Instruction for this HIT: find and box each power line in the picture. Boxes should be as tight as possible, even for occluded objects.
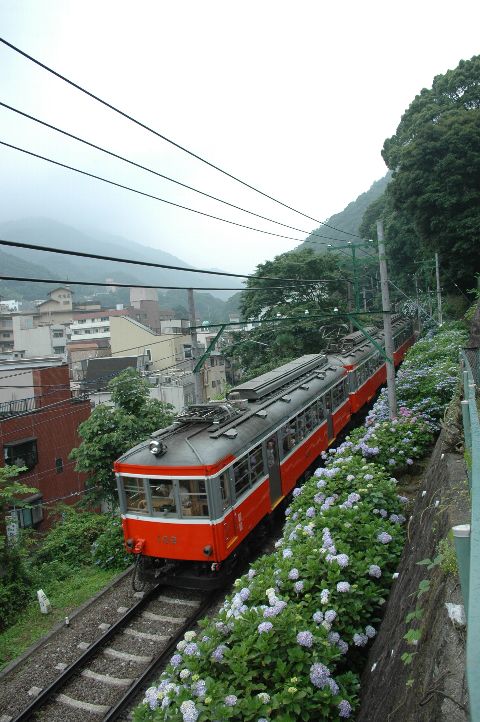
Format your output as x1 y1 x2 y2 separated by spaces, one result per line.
0 101 361 245
0 274 351 290
0 234 347 283
0 139 316 245
0 36 361 240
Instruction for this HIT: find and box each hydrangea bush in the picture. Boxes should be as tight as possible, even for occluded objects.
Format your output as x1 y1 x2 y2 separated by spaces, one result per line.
133 325 464 722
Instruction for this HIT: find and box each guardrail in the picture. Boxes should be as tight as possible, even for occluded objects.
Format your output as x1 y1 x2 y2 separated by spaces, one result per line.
454 349 480 720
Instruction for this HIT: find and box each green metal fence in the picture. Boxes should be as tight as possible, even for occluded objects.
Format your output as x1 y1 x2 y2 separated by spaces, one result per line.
455 350 480 719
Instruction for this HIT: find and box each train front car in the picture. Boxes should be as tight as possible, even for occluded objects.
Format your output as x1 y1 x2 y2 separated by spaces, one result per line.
114 353 349 589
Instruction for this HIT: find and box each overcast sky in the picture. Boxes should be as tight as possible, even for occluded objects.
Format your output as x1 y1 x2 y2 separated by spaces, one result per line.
1 1 479 277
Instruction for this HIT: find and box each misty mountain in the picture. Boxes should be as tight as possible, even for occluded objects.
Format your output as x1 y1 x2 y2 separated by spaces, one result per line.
0 218 242 303
298 173 391 251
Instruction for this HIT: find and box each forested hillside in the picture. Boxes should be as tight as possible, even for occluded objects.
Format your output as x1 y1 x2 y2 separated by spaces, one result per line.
361 54 480 295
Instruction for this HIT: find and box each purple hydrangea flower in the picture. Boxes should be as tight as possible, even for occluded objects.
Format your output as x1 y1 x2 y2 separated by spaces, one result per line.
365 625 376 638
297 630 314 647
325 609 337 623
239 587 251 601
224 695 238 707
306 506 316 518
293 488 302 497
337 581 350 593
353 632 368 646
379 509 388 518
184 642 200 656
310 662 331 688
258 622 273 634
368 564 382 578
336 554 349 568
170 653 182 668
294 580 304 593
248 569 256 579
328 631 340 644
339 700 353 718
337 639 349 654
328 678 339 694
313 610 324 623
283 548 293 559
364 474 374 481
288 568 300 580
211 644 228 662
180 700 199 722
377 532 393 544
320 588 330 604
144 687 159 710
406 458 414 465
193 679 206 697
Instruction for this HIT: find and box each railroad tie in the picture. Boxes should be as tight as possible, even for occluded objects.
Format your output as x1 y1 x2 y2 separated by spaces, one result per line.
156 595 199 607
56 693 110 714
123 628 170 642
81 668 133 687
103 647 153 663
141 611 187 624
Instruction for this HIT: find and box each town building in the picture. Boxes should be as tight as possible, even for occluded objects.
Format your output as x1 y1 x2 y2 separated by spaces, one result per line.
12 315 67 358
0 363 91 533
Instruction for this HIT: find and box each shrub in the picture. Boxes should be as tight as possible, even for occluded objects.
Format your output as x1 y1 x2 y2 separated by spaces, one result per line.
33 506 107 568
91 516 131 570
0 538 33 631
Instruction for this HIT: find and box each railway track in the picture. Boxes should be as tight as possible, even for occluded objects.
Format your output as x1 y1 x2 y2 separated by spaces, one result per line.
9 584 222 722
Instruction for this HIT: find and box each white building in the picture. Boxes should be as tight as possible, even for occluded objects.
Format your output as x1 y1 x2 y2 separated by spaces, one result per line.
12 316 68 358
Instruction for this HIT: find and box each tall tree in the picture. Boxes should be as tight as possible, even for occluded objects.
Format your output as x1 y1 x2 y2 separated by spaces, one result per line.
70 369 174 505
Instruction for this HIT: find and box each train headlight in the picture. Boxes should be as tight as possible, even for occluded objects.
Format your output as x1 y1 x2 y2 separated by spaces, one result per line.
149 439 167 456
203 545 213 557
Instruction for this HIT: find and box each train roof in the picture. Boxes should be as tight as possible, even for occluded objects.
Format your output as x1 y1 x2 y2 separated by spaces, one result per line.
115 355 344 473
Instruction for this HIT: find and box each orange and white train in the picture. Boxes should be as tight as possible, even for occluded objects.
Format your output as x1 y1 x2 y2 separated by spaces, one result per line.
114 316 414 588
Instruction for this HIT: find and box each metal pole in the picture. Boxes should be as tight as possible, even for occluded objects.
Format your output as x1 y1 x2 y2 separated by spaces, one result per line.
414 274 422 333
351 244 360 312
376 219 397 419
362 288 367 312
435 252 443 325
187 288 204 404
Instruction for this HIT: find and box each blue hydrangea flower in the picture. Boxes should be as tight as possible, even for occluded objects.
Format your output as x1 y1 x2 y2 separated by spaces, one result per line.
320 588 330 604
288 568 300 580
325 609 337 623
353 632 368 646
313 610 324 623
377 531 393 544
309 662 331 688
180 700 199 722
297 630 313 647
368 564 382 578
336 553 349 568
337 581 350 593
258 622 273 634
294 580 304 593
225 695 238 706
282 548 293 559
365 625 376 638
339 699 353 718
170 653 182 668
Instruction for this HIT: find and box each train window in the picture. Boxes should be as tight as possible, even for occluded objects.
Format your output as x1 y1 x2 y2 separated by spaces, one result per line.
324 392 332 413
124 478 149 514
233 458 250 498
316 399 325 421
295 411 306 441
150 480 178 516
180 479 209 518
220 472 232 511
281 423 297 453
249 446 265 483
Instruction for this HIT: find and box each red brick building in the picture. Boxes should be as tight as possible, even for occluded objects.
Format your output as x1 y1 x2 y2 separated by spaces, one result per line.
0 364 91 532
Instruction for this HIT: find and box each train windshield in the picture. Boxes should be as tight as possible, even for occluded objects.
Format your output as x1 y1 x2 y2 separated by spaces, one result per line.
149 479 209 518
123 478 148 515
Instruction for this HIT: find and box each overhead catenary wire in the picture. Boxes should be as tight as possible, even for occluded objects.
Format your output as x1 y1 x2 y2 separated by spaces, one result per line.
0 36 362 240
0 233 349 283
0 102 363 245
0 274 352 290
0 140 351 246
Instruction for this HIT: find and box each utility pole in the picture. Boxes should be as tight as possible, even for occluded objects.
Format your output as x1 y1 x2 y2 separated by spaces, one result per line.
435 252 443 325
187 288 204 404
414 273 422 333
362 288 367 312
376 220 397 419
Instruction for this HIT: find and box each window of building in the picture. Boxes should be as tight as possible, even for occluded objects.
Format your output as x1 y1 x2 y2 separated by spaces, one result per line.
55 458 64 474
100 316 109 321
145 349 152 362
53 331 64 338
53 346 65 354
4 438 38 470
12 495 43 528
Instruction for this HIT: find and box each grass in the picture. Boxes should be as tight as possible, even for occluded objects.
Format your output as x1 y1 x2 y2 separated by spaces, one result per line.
0 566 120 671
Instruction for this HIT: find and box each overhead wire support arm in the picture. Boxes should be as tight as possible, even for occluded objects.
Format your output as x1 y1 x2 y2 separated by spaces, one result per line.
345 314 392 363
193 325 227 373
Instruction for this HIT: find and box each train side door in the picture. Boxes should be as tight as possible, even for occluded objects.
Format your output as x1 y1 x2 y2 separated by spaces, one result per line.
325 390 335 442
265 435 282 505
220 471 236 546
